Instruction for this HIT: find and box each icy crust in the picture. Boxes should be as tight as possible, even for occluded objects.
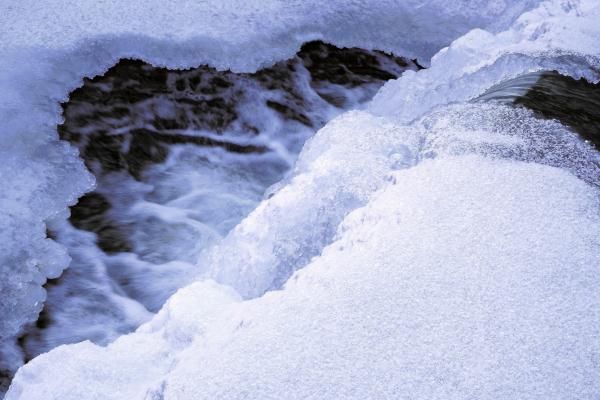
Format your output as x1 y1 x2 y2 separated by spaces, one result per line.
7 105 600 398
0 136 93 373
371 0 600 121
0 0 538 70
0 48 98 380
0 0 539 374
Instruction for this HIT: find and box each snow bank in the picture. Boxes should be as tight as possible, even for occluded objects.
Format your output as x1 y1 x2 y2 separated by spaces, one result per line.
0 0 538 371
160 156 600 399
8 103 600 399
1 0 538 70
4 0 600 398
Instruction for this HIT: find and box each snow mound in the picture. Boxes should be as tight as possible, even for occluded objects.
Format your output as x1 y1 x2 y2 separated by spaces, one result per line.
165 156 600 399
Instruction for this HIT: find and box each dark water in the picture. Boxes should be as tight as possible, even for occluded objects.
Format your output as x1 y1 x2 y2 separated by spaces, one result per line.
514 71 600 150
56 41 415 256
478 70 600 150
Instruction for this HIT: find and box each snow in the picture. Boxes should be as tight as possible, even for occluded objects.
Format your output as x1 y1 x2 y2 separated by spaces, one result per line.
165 157 600 400
0 0 538 70
0 0 540 369
8 127 600 398
370 0 600 121
2 0 600 398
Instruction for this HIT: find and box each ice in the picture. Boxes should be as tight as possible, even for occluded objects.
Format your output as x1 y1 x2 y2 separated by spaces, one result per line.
370 0 600 121
2 0 600 397
0 135 93 373
7 103 600 398
16 44 418 365
0 0 538 70
0 0 538 377
198 93 600 297
197 111 422 298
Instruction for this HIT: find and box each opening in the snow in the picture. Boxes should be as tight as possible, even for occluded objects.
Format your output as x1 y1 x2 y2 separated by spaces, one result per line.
17 41 419 363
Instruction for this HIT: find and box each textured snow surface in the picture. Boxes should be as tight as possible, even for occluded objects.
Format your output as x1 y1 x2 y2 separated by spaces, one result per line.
0 0 538 69
0 0 539 370
3 0 600 398
371 0 600 120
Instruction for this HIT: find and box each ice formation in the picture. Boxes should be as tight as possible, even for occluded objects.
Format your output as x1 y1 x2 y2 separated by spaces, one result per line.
1 0 600 398
0 0 537 376
18 43 417 362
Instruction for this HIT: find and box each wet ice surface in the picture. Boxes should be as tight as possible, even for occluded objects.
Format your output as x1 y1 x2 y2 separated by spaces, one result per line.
17 42 418 364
